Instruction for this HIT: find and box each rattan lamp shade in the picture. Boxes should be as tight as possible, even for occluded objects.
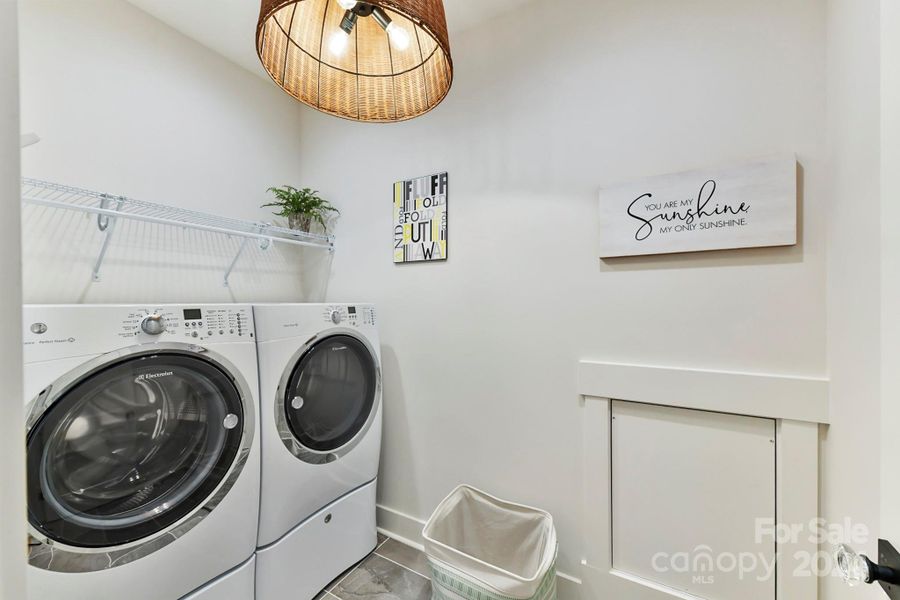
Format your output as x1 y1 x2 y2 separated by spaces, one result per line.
257 0 452 122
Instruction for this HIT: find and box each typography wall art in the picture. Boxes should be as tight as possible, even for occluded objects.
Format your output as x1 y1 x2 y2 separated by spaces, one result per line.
597 156 797 258
394 172 448 263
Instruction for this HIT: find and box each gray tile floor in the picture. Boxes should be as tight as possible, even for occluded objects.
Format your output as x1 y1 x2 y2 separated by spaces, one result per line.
314 533 432 600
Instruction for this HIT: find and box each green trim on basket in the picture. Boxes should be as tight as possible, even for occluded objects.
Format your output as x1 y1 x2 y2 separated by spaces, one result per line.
427 552 558 600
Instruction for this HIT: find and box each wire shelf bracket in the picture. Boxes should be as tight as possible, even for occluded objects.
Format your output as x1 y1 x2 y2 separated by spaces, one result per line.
223 232 272 288
21 178 335 287
92 194 125 281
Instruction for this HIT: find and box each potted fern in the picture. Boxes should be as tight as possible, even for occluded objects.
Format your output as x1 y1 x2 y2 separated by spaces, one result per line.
262 186 339 233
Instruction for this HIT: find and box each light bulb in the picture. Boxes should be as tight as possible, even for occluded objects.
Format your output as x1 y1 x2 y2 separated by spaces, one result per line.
329 30 349 55
337 0 357 9
386 22 410 51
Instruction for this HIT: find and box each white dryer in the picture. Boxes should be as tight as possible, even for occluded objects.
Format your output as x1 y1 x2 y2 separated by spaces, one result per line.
22 304 260 600
253 303 381 600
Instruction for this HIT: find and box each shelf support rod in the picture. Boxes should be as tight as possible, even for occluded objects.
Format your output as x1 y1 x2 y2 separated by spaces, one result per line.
223 238 250 288
224 225 272 287
92 195 124 282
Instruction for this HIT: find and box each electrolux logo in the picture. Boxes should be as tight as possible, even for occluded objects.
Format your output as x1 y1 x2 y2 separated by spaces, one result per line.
137 371 174 381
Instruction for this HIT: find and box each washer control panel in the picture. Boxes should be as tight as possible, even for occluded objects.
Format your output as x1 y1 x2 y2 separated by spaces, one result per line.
23 304 256 363
117 306 254 342
140 314 167 335
321 305 376 327
178 306 253 341
118 308 180 340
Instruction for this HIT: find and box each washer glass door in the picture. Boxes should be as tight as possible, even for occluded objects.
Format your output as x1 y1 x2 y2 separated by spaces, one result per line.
283 334 377 453
27 352 245 549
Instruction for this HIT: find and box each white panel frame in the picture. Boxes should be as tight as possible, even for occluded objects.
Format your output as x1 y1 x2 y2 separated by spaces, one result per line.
578 360 829 424
0 3 25 599
579 361 823 600
881 0 900 555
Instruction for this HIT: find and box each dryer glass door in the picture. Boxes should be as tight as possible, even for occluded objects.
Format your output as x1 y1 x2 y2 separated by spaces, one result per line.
284 334 377 452
27 352 245 548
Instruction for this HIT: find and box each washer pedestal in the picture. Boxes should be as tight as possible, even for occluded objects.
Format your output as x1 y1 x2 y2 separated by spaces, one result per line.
255 480 377 600
182 556 256 600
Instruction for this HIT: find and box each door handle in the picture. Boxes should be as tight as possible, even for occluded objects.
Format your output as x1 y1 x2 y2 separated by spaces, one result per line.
836 540 900 598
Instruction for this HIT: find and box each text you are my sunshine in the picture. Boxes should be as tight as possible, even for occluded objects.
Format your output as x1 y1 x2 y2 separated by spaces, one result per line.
627 179 750 241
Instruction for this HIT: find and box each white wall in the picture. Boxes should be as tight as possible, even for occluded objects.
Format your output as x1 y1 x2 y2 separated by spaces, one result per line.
823 1 882 599
296 0 829 581
0 1 25 598
18 0 326 305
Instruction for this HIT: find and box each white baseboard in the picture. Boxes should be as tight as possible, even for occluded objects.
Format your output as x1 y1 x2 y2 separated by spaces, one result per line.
376 503 583 600
376 504 427 550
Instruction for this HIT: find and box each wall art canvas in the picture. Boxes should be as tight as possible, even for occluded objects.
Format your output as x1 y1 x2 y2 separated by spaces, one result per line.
394 172 448 263
597 155 797 258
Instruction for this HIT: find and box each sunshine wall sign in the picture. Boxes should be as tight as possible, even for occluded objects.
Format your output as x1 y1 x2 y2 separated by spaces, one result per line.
598 155 797 258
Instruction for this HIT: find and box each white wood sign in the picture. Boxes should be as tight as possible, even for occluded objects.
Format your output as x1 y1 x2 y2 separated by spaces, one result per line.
598 155 797 258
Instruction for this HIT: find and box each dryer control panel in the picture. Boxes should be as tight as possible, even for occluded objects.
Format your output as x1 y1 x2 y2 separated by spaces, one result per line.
322 304 376 327
252 303 377 342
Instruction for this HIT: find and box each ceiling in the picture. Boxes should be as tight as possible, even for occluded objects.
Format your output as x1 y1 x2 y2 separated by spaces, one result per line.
127 0 533 80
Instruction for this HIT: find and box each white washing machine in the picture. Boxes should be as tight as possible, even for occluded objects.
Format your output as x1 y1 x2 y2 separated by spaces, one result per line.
22 304 260 600
253 303 381 600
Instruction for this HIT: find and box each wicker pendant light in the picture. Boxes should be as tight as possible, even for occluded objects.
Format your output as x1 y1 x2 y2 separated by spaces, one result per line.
257 0 452 122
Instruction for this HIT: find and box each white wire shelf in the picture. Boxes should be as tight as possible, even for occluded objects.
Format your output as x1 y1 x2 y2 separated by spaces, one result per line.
21 178 335 286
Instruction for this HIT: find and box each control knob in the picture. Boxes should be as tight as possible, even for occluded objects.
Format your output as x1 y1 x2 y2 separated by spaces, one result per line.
330 310 342 325
141 314 167 335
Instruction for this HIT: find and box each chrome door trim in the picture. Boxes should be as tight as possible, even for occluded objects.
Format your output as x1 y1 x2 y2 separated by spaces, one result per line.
26 342 256 573
274 328 381 465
